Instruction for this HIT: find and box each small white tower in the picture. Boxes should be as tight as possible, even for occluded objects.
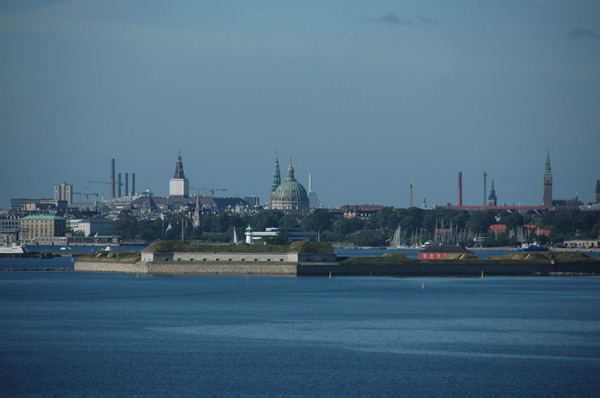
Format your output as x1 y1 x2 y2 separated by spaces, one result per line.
245 225 253 245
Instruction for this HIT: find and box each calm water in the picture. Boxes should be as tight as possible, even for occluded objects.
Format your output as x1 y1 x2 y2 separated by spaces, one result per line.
1 273 599 395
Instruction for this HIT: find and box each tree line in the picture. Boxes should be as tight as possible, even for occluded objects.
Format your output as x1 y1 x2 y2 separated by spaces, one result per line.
114 208 600 247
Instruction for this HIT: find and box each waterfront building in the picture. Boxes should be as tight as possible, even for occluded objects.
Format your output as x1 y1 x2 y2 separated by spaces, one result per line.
19 214 66 242
68 218 114 237
269 157 309 216
54 183 73 205
169 151 189 198
418 245 473 260
244 227 317 245
542 151 553 207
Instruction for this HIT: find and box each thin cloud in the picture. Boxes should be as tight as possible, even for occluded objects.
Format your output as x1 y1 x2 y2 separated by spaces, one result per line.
567 28 598 39
364 12 436 27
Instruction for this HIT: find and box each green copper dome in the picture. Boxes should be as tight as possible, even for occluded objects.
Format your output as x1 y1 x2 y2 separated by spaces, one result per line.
272 160 309 203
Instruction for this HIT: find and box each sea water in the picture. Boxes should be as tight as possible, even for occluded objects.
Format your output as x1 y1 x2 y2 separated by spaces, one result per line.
1 272 599 395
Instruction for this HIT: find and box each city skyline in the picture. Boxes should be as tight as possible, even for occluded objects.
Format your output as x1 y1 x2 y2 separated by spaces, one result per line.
1 1 599 208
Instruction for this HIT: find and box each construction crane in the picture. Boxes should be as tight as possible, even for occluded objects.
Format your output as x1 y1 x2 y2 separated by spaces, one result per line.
200 187 227 198
86 179 122 210
73 188 99 201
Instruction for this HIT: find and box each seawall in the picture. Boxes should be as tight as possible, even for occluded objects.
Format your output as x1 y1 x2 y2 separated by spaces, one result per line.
75 261 299 276
75 260 600 276
298 262 600 277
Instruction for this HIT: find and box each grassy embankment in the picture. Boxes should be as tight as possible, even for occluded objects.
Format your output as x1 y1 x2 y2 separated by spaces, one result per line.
77 251 141 263
144 240 335 254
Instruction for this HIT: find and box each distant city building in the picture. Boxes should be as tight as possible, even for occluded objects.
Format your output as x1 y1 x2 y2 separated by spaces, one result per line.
308 173 321 209
418 245 473 260
244 227 317 245
595 179 600 204
487 179 497 207
169 151 189 198
68 218 114 237
542 151 553 207
54 183 73 205
269 156 309 216
20 214 66 242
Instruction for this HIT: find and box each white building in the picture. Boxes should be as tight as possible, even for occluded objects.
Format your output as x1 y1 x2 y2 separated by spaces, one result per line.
169 152 189 197
68 218 114 237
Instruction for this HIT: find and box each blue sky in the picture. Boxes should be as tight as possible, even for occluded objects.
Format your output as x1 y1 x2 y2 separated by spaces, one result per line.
1 1 599 209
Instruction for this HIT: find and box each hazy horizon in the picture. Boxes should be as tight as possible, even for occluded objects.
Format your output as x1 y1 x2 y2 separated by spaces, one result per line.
1 1 599 209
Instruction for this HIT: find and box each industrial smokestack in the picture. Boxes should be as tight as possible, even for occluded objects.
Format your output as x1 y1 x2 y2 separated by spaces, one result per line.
111 158 115 201
118 173 122 197
409 181 413 208
131 173 136 196
125 173 129 198
309 173 313 193
483 171 487 206
458 172 463 207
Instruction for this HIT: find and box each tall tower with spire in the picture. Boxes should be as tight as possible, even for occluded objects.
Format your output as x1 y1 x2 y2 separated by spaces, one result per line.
269 153 281 205
193 189 202 228
595 179 600 204
488 179 497 207
542 151 553 207
169 150 189 197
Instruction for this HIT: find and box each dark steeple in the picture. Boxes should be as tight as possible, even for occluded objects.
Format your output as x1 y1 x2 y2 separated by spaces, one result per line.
488 179 497 206
174 150 185 179
595 179 600 204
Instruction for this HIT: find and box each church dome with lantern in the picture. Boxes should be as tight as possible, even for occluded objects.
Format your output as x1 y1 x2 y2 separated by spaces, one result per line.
269 156 309 216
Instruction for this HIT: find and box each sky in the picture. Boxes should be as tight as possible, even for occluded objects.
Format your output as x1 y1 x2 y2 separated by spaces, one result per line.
1 0 599 210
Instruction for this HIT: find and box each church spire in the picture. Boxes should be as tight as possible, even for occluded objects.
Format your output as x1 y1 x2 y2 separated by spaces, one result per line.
488 179 497 206
174 150 185 179
544 150 552 175
272 152 281 191
286 157 295 181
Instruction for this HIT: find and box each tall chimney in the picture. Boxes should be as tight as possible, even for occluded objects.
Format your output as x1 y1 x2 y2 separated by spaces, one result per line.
118 173 122 197
125 173 129 198
483 171 487 206
111 158 115 201
131 173 136 196
309 173 313 193
458 172 463 207
409 181 413 208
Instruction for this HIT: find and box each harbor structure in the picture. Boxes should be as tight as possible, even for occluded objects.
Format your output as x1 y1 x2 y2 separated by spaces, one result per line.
542 151 553 207
169 151 189 198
